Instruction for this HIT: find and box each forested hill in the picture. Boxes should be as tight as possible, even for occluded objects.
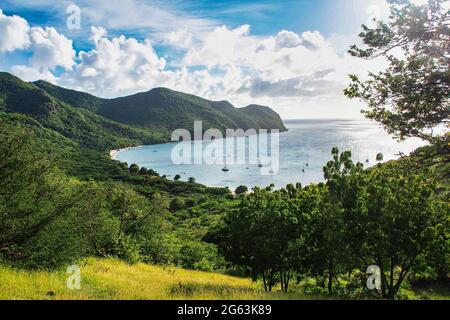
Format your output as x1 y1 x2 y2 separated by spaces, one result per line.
32 77 287 134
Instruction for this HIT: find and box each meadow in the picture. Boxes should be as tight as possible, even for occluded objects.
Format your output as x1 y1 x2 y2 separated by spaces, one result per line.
1 258 448 300
0 258 310 300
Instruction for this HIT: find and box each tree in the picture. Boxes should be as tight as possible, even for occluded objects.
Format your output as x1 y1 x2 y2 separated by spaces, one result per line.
376 153 384 162
129 163 140 174
169 197 185 211
321 148 364 293
345 172 447 299
235 185 248 195
188 177 196 183
212 186 310 292
345 0 449 143
0 131 98 268
174 174 181 181
138 167 148 175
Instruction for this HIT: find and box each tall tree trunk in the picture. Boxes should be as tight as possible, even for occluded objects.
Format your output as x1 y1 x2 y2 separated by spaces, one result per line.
280 271 285 293
262 273 268 292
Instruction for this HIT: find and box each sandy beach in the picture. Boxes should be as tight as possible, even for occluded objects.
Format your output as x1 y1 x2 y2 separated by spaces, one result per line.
109 146 142 160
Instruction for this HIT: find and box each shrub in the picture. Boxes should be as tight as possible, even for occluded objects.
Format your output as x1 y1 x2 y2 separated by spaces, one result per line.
129 163 140 174
235 185 248 195
170 197 185 211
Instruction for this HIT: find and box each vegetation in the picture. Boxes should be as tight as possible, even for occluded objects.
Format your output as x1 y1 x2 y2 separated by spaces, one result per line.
0 258 306 300
345 0 449 143
0 258 447 300
209 148 448 299
33 80 287 135
0 0 448 301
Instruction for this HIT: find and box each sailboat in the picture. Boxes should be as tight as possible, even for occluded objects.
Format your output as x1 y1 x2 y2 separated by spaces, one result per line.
306 153 309 167
222 156 230 172
302 162 305 173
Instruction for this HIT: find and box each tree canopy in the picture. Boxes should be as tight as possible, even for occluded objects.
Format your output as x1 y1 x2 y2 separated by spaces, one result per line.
345 0 449 143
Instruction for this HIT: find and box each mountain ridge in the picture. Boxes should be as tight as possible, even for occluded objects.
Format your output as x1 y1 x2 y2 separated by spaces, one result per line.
0 72 287 153
32 79 287 133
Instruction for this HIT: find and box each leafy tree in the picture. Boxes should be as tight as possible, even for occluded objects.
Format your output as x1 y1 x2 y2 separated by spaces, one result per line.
235 185 248 195
320 148 364 293
376 153 384 162
323 147 448 298
129 163 140 174
138 167 148 175
345 0 449 143
188 177 196 183
212 186 308 292
170 197 185 211
346 172 447 299
174 174 181 181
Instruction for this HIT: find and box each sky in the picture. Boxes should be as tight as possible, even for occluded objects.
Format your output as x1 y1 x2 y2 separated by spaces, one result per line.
0 0 414 119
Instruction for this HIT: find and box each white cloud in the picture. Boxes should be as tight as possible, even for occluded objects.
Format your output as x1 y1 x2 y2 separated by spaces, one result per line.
76 0 218 39
162 29 194 50
0 9 30 52
28 26 75 71
59 26 166 97
0 9 75 81
1 4 393 119
9 26 75 82
10 65 56 82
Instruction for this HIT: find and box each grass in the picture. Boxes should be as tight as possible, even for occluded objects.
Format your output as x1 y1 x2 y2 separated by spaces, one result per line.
1 258 448 300
0 258 311 300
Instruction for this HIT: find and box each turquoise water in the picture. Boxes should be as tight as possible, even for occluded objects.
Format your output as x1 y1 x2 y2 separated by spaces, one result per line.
115 119 426 189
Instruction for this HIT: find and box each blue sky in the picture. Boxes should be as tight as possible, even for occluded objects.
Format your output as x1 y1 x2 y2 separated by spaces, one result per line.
0 0 395 119
1 0 375 47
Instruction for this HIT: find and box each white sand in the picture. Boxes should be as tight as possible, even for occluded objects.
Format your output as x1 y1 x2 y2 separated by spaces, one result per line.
109 146 143 160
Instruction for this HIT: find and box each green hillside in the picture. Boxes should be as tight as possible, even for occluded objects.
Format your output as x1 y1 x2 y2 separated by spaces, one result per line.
33 80 287 134
1 73 166 151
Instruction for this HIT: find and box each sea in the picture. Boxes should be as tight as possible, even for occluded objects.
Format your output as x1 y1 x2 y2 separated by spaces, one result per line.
114 119 426 190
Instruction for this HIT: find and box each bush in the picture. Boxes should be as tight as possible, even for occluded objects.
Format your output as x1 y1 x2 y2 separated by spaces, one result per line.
235 185 248 195
129 163 140 174
170 197 185 211
138 167 148 175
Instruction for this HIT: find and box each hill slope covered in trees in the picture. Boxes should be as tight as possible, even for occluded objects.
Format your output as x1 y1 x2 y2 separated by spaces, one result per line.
32 77 287 135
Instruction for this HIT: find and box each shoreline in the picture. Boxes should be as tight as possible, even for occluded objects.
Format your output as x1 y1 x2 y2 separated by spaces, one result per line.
109 145 143 160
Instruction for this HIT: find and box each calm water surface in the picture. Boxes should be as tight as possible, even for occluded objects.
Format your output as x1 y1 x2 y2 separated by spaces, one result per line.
115 119 426 189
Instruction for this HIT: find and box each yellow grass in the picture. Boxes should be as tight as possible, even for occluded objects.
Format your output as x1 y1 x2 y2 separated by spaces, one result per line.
0 258 309 300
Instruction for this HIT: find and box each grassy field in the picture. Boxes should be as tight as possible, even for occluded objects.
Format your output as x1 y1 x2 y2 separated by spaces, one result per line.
0 258 311 300
1 258 448 300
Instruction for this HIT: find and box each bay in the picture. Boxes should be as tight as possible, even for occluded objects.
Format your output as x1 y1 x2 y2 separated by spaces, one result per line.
114 119 426 189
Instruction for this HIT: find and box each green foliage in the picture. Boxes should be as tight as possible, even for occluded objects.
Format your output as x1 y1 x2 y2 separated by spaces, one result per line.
138 167 148 175
170 197 185 211
235 185 248 195
345 0 449 143
129 163 140 174
376 153 384 162
32 78 286 135
211 147 449 298
188 177 196 183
